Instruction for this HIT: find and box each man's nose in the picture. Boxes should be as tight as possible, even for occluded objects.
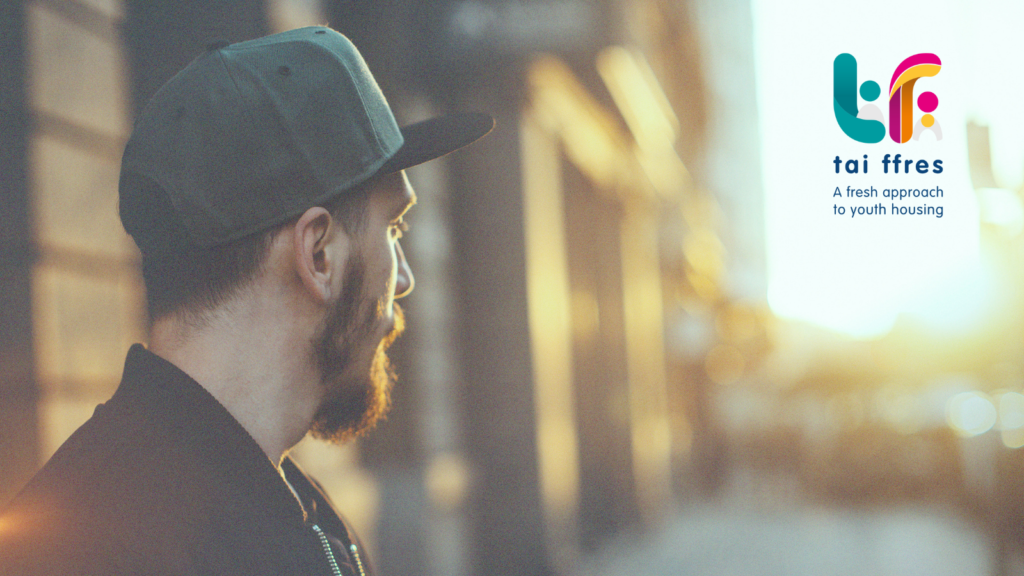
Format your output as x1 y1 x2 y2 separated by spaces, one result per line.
395 241 414 298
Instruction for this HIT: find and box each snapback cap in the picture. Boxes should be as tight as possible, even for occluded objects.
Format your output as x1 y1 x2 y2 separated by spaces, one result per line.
120 26 493 249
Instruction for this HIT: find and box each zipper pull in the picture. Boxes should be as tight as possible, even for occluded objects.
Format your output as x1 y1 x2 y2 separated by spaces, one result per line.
349 543 367 576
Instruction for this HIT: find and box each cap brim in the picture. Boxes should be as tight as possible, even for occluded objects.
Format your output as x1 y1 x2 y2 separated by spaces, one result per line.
379 112 495 174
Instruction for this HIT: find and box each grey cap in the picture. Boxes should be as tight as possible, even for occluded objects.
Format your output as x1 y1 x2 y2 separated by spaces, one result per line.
120 26 493 248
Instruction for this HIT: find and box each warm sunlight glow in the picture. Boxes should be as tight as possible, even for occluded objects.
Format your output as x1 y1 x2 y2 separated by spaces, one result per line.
529 56 630 192
998 391 1024 430
947 391 997 437
901 254 995 333
597 46 691 198
705 344 745 385
521 106 581 535
1002 428 1024 449
596 46 679 154
977 188 1024 236
0 515 12 536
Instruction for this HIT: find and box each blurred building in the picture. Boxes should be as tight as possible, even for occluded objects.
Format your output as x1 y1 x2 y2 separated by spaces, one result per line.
0 1 770 575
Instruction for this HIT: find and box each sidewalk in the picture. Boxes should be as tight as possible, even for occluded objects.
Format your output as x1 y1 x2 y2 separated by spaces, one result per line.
580 490 994 576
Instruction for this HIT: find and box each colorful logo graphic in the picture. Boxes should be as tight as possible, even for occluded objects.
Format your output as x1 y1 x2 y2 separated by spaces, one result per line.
833 53 942 144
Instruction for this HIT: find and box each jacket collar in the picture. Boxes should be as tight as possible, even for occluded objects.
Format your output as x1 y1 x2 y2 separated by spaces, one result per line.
110 344 308 524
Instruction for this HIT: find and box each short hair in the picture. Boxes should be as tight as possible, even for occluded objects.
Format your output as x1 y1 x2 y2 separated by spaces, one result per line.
119 172 370 322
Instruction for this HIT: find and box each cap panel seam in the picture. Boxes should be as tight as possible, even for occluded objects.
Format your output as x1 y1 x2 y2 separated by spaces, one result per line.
209 47 283 235
269 40 362 195
326 44 395 163
233 43 324 207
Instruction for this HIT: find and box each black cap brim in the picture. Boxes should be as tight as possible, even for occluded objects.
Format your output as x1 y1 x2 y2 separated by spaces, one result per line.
380 112 495 174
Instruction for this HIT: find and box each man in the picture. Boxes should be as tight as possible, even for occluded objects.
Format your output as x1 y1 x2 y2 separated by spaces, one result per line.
0 26 492 575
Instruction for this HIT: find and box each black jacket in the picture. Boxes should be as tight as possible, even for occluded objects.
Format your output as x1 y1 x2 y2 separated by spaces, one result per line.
0 345 372 576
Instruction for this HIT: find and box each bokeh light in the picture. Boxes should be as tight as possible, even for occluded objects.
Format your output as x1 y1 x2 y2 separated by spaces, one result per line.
997 391 1024 429
946 391 997 437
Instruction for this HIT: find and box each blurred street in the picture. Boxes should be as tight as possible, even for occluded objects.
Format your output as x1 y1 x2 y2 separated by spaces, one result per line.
583 474 995 576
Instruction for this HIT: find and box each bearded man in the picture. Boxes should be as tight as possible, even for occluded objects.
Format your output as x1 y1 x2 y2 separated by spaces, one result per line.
0 26 492 576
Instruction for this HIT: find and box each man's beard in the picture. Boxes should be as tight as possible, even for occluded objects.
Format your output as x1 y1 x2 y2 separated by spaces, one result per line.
309 255 405 443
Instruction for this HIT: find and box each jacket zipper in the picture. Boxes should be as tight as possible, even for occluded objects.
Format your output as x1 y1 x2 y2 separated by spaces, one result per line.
311 523 342 576
350 543 367 576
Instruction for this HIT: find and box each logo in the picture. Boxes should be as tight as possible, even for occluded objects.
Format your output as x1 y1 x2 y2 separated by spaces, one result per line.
833 53 942 144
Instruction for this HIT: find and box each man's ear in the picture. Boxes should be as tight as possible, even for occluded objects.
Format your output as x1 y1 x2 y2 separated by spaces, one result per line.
292 206 349 303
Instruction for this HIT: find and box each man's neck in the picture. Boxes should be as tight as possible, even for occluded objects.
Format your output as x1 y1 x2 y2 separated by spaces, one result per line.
148 302 320 465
